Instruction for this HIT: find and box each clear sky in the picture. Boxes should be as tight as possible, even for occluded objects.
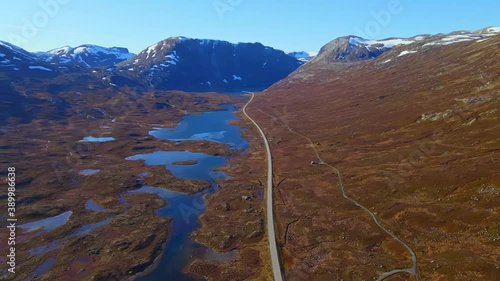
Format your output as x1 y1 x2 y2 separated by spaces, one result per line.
0 0 498 54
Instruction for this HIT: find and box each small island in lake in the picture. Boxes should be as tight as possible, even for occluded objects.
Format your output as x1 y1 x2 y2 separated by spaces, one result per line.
172 160 198 165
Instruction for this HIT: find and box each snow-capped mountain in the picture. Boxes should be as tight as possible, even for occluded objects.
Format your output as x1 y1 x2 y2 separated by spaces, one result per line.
37 45 134 67
306 26 500 67
0 40 57 76
287 51 316 63
309 35 425 64
113 37 303 91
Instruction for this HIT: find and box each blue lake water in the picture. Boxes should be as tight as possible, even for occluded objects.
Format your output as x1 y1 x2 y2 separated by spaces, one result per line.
71 218 113 236
81 136 115 142
19 211 72 232
126 151 227 181
133 103 247 281
28 257 56 279
85 199 109 212
29 217 113 256
79 169 101 176
149 104 248 149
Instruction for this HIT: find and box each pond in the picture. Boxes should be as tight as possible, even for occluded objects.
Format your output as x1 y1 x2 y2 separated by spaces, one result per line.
19 211 72 232
80 136 115 142
133 103 248 281
149 104 248 149
126 150 227 181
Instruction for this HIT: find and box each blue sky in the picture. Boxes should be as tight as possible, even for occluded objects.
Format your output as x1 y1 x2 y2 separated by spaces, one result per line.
0 0 498 54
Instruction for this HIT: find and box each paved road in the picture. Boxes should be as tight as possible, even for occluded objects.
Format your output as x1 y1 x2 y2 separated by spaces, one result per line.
254 107 420 281
243 92 284 281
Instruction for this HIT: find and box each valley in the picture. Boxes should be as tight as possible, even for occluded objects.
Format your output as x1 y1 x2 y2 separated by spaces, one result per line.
0 21 499 281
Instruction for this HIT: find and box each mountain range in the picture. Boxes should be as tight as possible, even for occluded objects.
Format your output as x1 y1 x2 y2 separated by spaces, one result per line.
2 27 498 93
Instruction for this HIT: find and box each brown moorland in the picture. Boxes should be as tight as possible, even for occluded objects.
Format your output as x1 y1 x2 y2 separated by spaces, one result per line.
244 35 500 280
0 79 256 280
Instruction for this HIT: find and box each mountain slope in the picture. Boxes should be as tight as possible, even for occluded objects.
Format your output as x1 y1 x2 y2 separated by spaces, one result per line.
300 27 499 71
0 40 58 77
113 37 303 91
247 30 500 280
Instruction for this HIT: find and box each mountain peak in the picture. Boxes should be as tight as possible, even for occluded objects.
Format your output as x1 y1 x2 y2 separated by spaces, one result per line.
115 37 302 91
39 44 134 67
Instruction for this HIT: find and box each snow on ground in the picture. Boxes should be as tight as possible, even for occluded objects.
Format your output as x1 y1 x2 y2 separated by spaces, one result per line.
145 42 161 59
423 33 487 47
28 66 52 71
350 37 415 48
398 50 417 57
486 27 500 33
45 45 134 61
0 53 6 57
165 51 179 65
442 34 482 42
47 46 72 55
0 41 14 50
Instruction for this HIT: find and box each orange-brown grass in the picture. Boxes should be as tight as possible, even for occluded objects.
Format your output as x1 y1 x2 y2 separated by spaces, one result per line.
246 35 500 280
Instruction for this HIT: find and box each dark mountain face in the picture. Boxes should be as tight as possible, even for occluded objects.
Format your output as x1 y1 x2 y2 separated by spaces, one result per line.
114 37 303 92
37 45 135 67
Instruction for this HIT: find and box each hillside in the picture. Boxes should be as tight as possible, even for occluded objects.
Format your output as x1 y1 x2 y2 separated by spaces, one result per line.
246 32 500 280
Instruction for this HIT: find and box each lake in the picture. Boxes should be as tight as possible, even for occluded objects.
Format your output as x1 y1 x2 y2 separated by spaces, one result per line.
131 103 248 281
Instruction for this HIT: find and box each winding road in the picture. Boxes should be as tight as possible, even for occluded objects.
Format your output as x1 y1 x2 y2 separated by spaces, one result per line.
243 93 284 281
251 98 420 281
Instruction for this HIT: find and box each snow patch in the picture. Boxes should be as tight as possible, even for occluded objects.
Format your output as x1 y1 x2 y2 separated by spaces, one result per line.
145 42 159 59
424 33 488 47
398 50 417 57
165 50 179 65
350 37 415 48
487 27 500 33
28 66 53 71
